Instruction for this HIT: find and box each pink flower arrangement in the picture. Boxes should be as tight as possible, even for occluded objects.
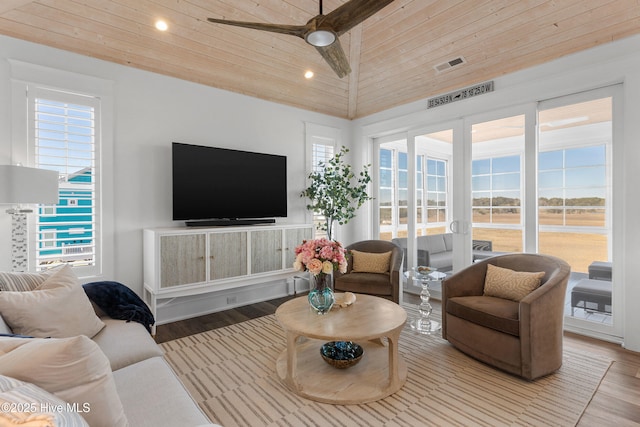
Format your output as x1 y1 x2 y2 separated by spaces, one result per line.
293 238 348 276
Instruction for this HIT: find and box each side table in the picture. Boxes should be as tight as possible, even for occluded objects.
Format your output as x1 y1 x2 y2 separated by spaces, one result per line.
405 267 445 335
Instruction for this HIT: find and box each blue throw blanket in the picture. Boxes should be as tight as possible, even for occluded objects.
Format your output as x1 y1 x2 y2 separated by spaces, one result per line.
83 281 155 334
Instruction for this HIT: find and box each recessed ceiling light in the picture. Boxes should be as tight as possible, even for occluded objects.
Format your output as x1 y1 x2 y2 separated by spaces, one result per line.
155 20 168 31
304 70 314 79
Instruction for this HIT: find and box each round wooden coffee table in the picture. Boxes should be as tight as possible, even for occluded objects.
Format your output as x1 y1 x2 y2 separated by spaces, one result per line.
274 294 407 404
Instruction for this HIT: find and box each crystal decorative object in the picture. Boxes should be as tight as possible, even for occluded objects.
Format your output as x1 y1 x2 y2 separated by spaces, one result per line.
408 267 444 335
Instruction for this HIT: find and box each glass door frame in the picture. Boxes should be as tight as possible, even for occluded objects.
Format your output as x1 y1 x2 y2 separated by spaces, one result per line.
406 121 462 274
538 85 623 339
459 87 622 339
459 104 538 270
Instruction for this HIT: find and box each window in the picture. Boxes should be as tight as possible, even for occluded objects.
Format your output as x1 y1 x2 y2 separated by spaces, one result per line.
397 152 408 228
539 146 606 227
472 155 522 225
425 158 448 225
311 142 335 238
304 123 339 239
379 148 394 236
379 143 450 239
30 88 100 271
378 145 407 240
312 143 335 174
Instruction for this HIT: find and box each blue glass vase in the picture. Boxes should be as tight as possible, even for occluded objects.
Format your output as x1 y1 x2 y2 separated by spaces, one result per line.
308 273 335 314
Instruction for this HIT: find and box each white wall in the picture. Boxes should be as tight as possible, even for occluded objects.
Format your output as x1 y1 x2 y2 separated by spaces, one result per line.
0 35 349 290
349 34 640 351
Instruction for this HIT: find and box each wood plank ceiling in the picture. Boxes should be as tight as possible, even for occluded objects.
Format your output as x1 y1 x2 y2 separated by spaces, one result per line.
1 0 639 119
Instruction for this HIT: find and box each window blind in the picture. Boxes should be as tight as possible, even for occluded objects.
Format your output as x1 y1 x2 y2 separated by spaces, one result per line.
32 92 99 271
311 142 335 238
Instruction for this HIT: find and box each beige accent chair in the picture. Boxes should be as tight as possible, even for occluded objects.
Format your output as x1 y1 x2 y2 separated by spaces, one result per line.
334 240 404 304
442 253 571 380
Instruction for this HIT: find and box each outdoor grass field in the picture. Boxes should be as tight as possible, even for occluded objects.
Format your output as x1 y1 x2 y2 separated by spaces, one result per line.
475 211 608 273
473 228 606 274
382 212 608 274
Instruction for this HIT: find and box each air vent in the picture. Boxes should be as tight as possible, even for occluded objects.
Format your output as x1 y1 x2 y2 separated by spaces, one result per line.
434 56 466 73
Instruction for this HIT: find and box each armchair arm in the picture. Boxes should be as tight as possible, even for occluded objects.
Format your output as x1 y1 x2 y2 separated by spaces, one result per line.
519 265 570 379
389 247 403 304
441 260 488 340
442 260 488 299
390 248 403 275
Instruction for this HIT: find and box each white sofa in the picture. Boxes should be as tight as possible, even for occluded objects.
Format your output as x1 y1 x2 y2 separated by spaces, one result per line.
0 266 218 427
393 233 502 272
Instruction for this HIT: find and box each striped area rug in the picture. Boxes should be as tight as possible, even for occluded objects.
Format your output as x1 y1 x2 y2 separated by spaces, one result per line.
160 305 612 427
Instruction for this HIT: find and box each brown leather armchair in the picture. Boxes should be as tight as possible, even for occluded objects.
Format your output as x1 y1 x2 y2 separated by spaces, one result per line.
442 253 571 380
334 240 404 304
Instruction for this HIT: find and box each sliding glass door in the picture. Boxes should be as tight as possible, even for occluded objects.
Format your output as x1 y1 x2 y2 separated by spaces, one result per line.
375 126 458 297
372 86 621 339
377 137 408 241
415 129 453 237
470 114 526 255
538 91 620 336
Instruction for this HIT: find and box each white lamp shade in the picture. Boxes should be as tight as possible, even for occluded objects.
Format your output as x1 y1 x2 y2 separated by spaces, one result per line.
0 165 59 205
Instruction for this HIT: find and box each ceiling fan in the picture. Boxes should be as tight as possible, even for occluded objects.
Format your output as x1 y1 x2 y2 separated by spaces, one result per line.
207 0 395 78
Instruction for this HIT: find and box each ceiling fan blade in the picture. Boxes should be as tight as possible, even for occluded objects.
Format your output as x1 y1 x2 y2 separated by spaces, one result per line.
321 0 395 35
315 39 351 78
207 17 308 38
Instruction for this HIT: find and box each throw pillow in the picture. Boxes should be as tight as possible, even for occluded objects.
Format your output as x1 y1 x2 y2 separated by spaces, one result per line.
0 270 52 292
483 264 545 302
351 250 392 274
0 374 90 427
0 265 105 338
0 335 128 427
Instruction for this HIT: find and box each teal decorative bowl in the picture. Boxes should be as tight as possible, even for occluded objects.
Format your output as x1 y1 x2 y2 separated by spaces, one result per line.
320 341 364 369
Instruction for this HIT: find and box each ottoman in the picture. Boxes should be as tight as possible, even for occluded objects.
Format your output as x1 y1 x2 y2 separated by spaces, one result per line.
571 278 612 315
588 261 612 280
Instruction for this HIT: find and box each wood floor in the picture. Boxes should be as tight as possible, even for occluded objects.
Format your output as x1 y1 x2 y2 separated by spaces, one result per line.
155 293 640 426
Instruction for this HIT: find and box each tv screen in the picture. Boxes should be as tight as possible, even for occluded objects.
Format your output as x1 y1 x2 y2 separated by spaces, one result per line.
172 143 287 223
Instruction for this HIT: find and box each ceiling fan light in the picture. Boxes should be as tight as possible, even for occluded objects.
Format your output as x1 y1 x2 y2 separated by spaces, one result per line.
306 30 336 47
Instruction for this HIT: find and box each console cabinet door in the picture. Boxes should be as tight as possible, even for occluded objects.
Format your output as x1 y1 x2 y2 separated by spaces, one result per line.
160 234 206 288
210 232 247 280
251 229 283 274
284 227 313 268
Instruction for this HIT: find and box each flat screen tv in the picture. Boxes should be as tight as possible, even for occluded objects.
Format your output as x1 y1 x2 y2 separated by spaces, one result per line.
172 142 287 226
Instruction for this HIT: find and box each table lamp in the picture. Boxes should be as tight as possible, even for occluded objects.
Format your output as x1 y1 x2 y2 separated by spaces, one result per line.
0 165 59 272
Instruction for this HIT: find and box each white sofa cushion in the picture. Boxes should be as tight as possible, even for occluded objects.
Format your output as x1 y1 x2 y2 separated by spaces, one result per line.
114 356 212 427
92 317 164 371
0 265 105 338
424 234 447 254
0 335 128 427
0 374 90 427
